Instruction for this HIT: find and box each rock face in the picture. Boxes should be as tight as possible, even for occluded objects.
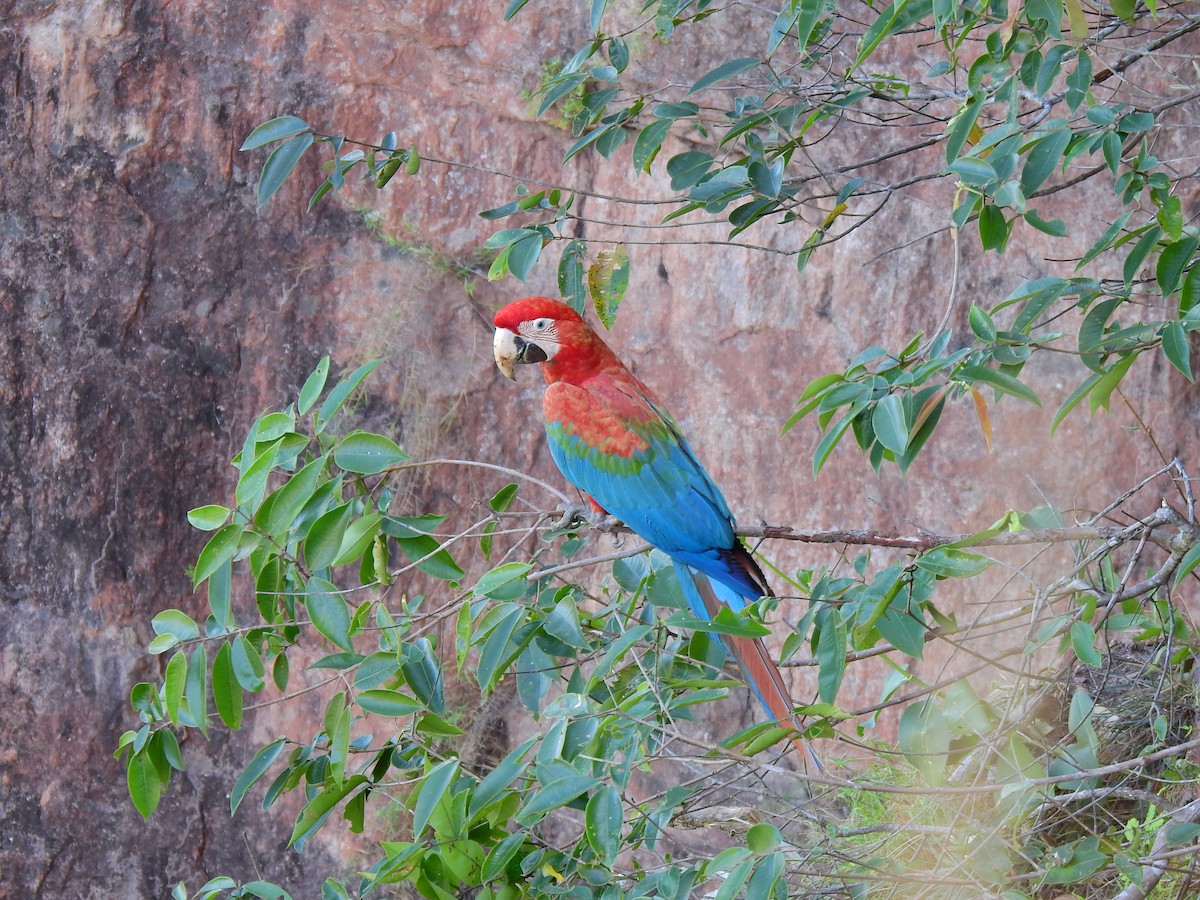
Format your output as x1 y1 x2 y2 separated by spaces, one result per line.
2 1 1197 895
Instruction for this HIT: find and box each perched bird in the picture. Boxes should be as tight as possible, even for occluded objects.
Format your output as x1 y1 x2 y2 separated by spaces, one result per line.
493 296 819 770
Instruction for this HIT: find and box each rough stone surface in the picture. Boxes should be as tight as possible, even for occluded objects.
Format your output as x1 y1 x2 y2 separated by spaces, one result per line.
2 1 1198 895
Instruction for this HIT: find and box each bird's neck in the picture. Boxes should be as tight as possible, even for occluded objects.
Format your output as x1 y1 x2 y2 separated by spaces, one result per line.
541 333 627 386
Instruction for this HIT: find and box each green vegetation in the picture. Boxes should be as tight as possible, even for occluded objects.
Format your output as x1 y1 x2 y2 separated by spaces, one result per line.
122 2 1200 897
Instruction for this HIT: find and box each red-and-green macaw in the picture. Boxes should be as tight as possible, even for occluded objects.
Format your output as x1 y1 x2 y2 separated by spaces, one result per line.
493 296 819 769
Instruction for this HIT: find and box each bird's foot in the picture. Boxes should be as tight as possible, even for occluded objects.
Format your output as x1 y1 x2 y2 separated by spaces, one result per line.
554 503 621 532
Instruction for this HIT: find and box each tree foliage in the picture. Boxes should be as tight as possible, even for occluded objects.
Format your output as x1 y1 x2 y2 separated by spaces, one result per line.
120 2 1200 897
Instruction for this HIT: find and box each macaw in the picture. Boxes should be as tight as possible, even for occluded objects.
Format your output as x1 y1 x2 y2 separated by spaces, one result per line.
493 296 819 770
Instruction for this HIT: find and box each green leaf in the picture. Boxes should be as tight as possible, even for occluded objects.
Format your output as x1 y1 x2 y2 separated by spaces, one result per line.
489 483 519 514
666 152 713 191
1024 208 1067 236
305 503 352 572
957 365 1042 406
543 595 591 650
476 563 533 599
231 635 266 692
289 776 366 849
357 689 422 717
871 394 910 454
588 246 630 329
944 96 984 165
310 652 365 670
1078 210 1133 270
537 70 589 118
1070 620 1102 667
1020 128 1070 195
230 739 285 814
585 785 623 865
402 637 445 712
331 513 383 568
1040 835 1107 886
476 605 527 691
164 649 187 726
306 576 354 652
152 609 201 642
297 355 330 415
898 699 950 784
607 34 628 70
746 822 781 854
317 359 382 430
1050 371 1103 435
915 548 993 578
213 642 243 729
187 505 230 531
792 0 826 50
236 438 281 507
395 534 463 581
127 747 166 820
197 877 238 894
1162 321 1194 382
517 774 594 824
348 652 393 690
1165 822 1200 847
241 116 310 151
415 711 463 736
184 644 208 737
714 859 754 900
334 430 408 474
814 607 846 704
1173 544 1200 586
557 239 588 313
148 633 179 655
412 758 459 837
668 606 770 638
978 203 1010 251
948 157 997 185
876 607 926 659
1124 226 1163 287
687 57 759 94
503 0 532 19
507 230 545 282
325 691 350 783
207 558 234 628
1156 237 1200 297
193 523 244 588
968 304 997 342
482 832 528 882
241 881 292 900
633 119 672 173
854 0 935 70
469 737 536 821
812 408 858 477
1088 353 1136 413
257 133 314 207
262 456 327 540
653 101 700 120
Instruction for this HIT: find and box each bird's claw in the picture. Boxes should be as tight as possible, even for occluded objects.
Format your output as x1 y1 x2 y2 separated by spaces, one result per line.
554 503 621 532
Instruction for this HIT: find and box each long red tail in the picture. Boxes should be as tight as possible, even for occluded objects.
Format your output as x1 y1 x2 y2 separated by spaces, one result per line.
684 566 823 772
725 632 823 772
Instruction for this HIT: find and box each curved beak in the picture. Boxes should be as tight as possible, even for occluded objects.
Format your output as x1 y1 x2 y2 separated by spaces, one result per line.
493 327 519 380
493 327 548 379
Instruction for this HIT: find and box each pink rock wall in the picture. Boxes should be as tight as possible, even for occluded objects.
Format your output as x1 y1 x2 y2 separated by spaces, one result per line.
2 0 1197 894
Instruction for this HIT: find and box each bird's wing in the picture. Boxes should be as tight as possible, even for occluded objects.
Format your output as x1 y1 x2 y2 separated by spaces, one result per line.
543 374 764 597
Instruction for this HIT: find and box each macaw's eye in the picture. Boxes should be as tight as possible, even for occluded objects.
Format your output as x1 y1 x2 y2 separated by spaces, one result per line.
531 318 551 331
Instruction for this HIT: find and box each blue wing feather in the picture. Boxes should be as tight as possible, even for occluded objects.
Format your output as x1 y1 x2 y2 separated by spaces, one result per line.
544 378 763 598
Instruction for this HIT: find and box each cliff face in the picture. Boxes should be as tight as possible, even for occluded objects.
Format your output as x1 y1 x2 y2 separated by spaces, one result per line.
2 1 1197 895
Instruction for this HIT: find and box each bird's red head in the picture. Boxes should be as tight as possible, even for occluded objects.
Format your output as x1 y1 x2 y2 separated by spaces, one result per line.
492 297 619 384
492 296 582 333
